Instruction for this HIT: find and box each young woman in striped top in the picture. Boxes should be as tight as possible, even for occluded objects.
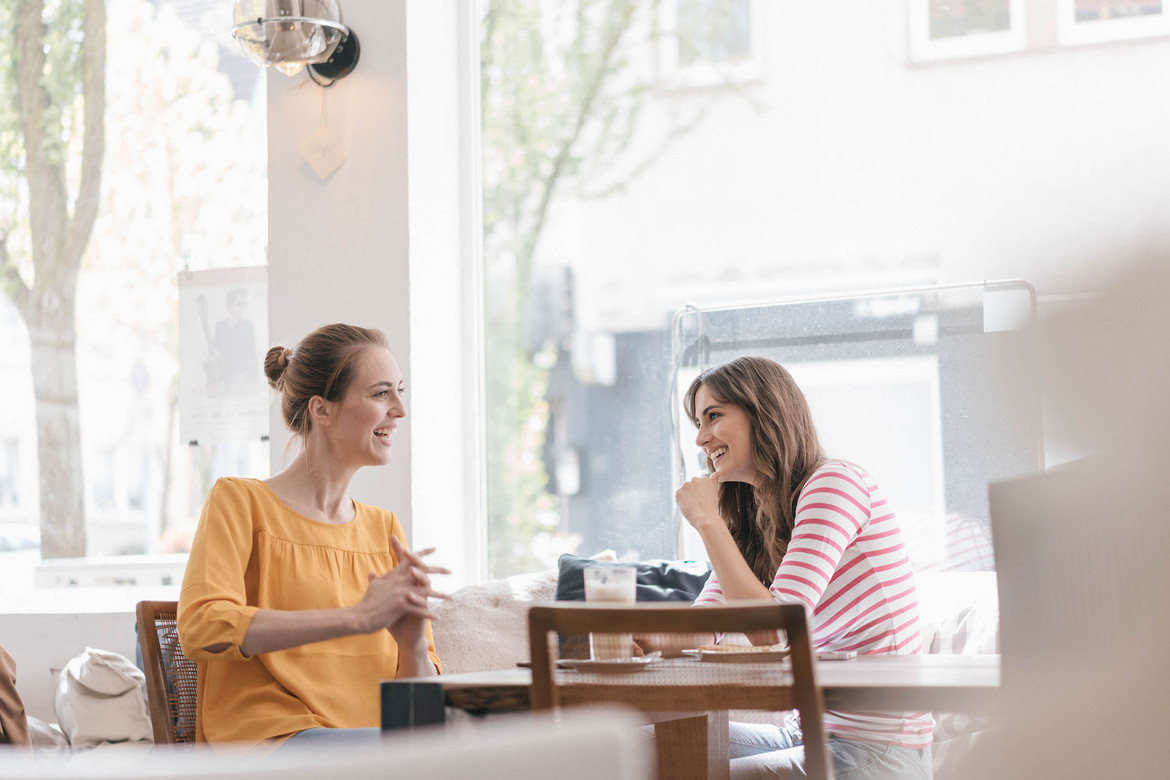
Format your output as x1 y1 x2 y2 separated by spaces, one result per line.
676 356 933 779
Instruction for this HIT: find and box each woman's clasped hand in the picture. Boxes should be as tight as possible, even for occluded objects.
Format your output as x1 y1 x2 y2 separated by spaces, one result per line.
358 537 450 644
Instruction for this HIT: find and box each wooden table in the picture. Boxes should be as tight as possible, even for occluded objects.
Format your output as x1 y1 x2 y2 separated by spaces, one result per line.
382 654 1000 779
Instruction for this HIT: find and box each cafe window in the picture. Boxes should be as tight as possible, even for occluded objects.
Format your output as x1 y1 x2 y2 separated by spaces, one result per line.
0 0 267 596
476 1 1169 580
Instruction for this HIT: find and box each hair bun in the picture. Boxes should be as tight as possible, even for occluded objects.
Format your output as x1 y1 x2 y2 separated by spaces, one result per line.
263 345 292 390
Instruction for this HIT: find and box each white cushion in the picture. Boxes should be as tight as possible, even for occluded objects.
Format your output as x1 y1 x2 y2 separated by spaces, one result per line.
432 568 558 674
27 715 70 752
53 647 152 748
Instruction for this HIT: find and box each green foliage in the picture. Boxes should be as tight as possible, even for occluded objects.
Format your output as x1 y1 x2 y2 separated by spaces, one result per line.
0 3 20 176
480 0 659 576
1 0 267 554
37 0 86 168
0 0 86 172
480 0 745 576
0 0 86 285
0 1 25 217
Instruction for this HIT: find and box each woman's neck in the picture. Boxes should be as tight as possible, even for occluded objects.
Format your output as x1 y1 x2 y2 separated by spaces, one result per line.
265 453 357 525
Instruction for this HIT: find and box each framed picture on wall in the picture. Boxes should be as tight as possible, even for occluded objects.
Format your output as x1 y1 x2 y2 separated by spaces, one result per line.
908 0 1027 62
1057 0 1170 44
658 0 764 87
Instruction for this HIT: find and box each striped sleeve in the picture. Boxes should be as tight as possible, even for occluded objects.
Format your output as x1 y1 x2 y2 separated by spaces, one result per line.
693 570 726 606
769 464 871 609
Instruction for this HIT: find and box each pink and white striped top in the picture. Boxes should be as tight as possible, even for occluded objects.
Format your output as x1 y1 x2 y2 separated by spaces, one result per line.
694 461 935 749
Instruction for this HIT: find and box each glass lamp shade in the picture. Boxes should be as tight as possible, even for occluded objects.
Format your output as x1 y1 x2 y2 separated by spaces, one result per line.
232 0 348 71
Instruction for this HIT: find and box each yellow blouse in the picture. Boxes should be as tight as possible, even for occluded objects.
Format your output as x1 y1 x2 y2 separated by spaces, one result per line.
177 477 441 745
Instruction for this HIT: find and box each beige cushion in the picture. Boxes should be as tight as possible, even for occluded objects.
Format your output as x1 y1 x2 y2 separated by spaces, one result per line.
431 568 558 674
53 648 152 748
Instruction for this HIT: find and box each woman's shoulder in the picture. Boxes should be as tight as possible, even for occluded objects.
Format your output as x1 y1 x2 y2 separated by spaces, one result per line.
203 478 291 522
353 500 404 535
811 459 871 483
207 476 268 501
803 460 875 500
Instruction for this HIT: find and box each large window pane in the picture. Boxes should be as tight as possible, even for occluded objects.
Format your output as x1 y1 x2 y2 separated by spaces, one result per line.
0 0 267 595
671 283 1041 572
478 1 1170 578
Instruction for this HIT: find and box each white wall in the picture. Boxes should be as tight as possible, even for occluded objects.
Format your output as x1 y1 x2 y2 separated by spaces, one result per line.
266 1 481 586
266 0 412 516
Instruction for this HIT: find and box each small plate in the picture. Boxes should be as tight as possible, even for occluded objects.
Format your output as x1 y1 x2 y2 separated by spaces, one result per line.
682 648 791 663
558 656 661 673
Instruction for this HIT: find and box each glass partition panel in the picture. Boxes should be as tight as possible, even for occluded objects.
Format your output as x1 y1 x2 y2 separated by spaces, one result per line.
671 280 1042 571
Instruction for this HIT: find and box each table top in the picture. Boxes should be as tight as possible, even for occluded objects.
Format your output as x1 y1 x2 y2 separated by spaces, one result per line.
388 653 1001 715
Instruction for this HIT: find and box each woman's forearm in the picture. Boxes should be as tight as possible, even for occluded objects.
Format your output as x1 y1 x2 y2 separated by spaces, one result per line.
695 523 786 647
394 635 439 678
237 606 368 657
697 520 773 602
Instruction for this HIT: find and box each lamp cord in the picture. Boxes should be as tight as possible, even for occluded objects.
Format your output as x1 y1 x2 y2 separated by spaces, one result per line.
307 68 339 88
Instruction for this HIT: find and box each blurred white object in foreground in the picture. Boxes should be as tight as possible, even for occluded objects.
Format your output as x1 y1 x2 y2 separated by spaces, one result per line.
972 253 1170 778
0 705 651 780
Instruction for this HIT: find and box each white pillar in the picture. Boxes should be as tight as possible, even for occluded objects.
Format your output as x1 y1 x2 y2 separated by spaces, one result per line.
267 1 483 586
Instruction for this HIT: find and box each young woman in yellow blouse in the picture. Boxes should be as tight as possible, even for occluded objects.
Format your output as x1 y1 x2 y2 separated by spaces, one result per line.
178 324 446 748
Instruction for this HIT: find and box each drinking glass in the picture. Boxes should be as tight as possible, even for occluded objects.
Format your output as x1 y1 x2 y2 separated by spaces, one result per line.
583 565 637 660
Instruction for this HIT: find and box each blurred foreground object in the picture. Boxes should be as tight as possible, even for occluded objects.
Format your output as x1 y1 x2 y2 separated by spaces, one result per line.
972 254 1170 778
0 705 649 780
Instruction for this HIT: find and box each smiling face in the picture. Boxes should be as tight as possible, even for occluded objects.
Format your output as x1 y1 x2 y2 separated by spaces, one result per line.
327 347 406 469
693 383 760 487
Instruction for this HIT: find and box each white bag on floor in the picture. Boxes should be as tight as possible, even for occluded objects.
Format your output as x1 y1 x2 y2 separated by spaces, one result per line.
53 647 152 748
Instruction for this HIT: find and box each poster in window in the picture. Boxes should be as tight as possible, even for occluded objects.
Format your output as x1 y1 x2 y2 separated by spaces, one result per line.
908 0 1027 62
1057 0 1169 44
178 266 269 444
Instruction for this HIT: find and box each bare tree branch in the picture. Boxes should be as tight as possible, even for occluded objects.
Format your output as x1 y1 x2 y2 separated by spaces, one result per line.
62 0 105 269
515 0 639 296
578 98 715 200
16 0 68 291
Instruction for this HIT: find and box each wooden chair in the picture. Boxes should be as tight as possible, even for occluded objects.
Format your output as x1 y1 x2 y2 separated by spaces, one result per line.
136 600 199 744
528 601 833 780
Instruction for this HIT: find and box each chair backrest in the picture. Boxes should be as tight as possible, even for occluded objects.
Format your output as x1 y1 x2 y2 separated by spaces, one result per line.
135 600 198 744
527 601 832 780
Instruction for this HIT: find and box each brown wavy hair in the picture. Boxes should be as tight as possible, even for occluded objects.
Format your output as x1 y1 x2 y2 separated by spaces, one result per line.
684 356 825 585
263 324 389 438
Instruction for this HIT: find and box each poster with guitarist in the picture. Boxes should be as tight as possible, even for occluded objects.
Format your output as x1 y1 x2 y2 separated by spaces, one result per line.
178 266 268 445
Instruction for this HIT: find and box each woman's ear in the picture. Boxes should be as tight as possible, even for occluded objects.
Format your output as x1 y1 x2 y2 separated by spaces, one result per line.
308 396 334 427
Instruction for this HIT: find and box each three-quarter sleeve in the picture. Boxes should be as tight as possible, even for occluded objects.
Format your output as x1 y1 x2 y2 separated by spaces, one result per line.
178 479 260 662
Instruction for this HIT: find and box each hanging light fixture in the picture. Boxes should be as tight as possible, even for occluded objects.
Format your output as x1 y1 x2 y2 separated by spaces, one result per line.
232 0 360 85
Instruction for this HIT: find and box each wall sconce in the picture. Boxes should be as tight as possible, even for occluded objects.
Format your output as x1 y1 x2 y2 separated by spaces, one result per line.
232 0 360 86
